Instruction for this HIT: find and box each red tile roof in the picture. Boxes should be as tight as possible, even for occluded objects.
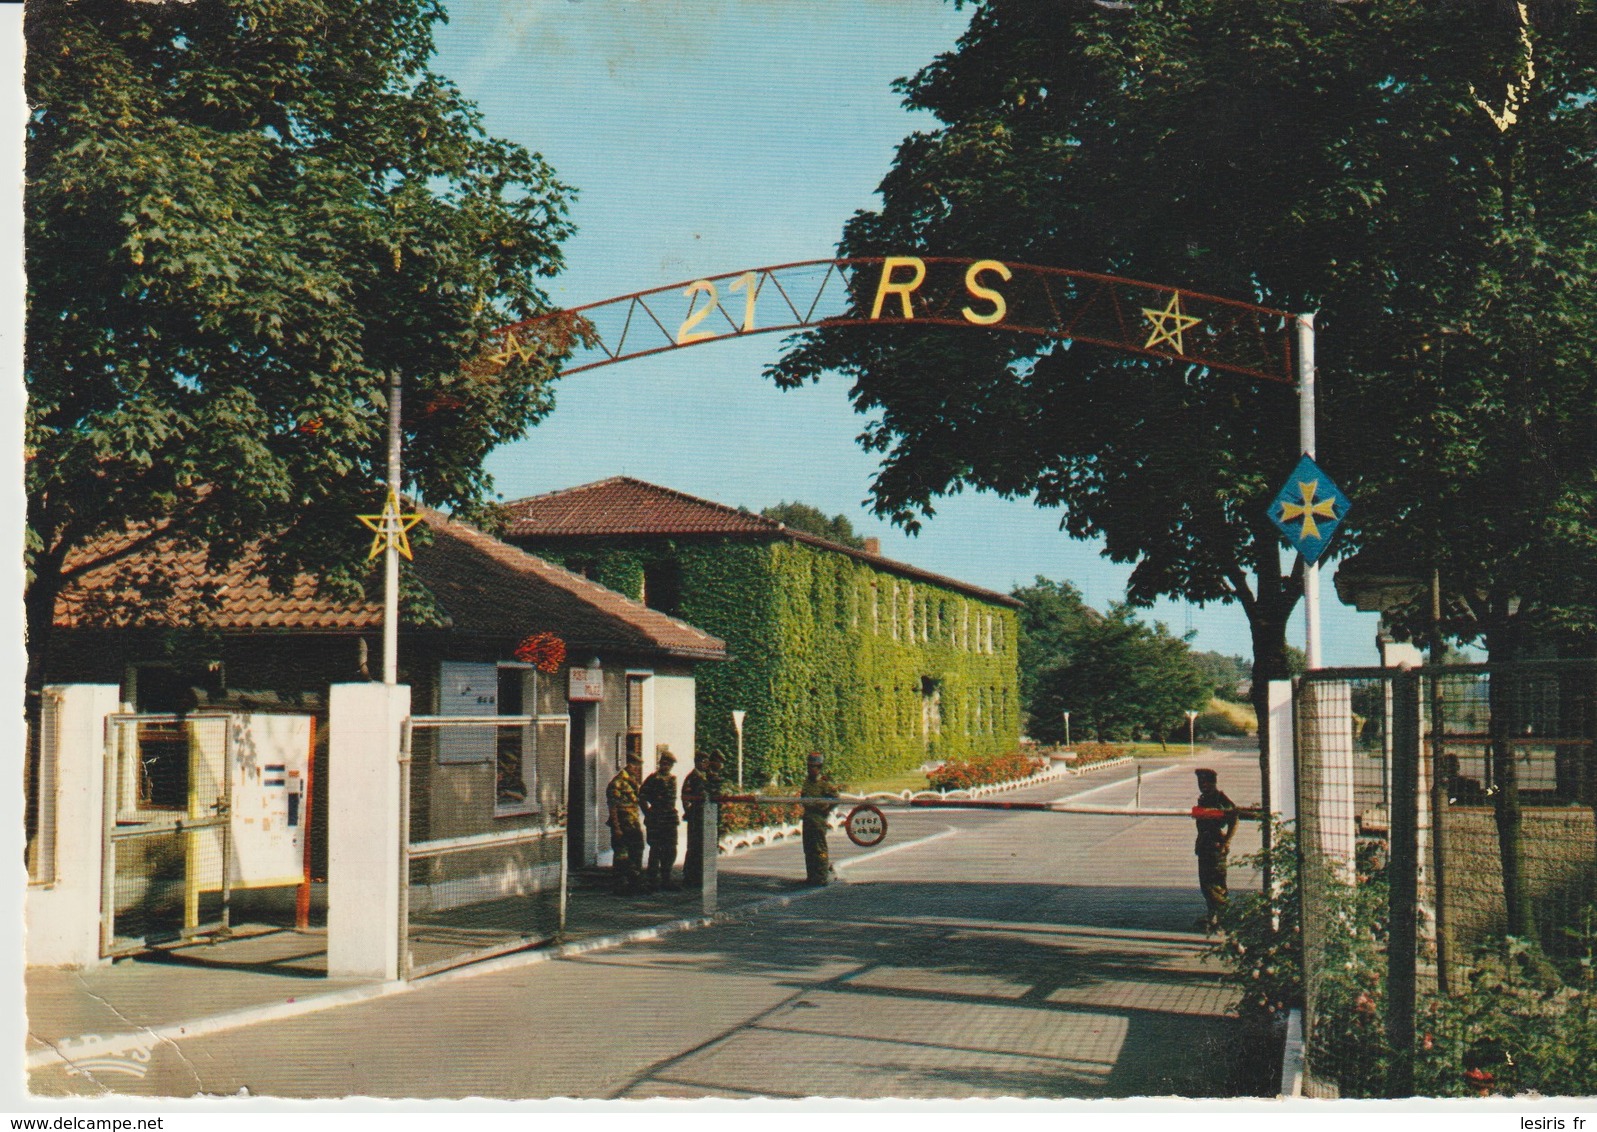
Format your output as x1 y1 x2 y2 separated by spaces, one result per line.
413 509 726 658
502 477 1022 608
504 476 778 538
53 510 727 660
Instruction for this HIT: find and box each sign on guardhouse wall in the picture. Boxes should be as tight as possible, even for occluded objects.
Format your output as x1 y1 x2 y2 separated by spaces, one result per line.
568 667 604 702
227 714 315 888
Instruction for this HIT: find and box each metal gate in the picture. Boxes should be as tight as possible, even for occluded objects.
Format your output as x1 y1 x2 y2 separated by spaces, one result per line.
400 714 570 978
102 713 235 957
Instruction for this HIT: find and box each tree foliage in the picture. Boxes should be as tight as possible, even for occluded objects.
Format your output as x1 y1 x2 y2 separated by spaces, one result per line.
1015 582 1209 743
766 0 1597 714
1011 574 1095 706
760 501 867 549
25 0 579 682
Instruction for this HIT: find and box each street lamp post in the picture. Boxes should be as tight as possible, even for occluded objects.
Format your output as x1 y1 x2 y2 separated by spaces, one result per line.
1062 711 1071 750
1186 709 1199 757
731 710 746 790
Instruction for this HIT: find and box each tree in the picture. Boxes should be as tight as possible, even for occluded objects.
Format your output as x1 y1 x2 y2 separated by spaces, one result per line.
1011 575 1095 736
767 0 1597 824
25 0 580 689
1191 651 1250 701
1031 604 1210 744
760 502 867 549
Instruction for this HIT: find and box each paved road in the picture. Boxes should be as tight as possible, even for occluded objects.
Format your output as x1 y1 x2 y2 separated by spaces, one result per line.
31 749 1269 1100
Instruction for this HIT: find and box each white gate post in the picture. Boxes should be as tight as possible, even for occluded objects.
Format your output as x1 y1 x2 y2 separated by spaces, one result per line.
327 682 409 980
1267 679 1297 825
700 801 719 916
25 684 121 967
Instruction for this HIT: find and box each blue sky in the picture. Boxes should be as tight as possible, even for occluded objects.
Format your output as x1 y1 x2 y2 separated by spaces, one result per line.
430 0 1384 666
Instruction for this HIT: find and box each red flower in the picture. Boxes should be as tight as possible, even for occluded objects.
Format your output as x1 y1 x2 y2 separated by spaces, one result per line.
514 632 567 674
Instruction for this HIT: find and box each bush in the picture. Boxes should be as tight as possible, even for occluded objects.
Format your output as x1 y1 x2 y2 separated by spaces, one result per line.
927 750 1045 791
1414 923 1597 1098
1206 821 1304 1026
1211 821 1597 1098
1198 697 1257 737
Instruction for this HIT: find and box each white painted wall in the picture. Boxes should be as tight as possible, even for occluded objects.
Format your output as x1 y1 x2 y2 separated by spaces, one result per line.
652 671 697 865
327 682 409 980
25 685 120 967
653 671 697 778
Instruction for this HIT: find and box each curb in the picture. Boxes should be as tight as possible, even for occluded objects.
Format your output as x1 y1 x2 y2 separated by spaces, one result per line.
1280 1008 1305 1097
27 882 831 1075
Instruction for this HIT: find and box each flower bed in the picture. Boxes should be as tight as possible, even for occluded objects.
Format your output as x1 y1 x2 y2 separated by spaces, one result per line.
720 797 802 835
927 750 1046 791
1070 742 1127 765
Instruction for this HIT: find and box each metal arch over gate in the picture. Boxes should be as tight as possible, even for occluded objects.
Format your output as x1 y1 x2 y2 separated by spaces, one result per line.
479 257 1325 661
486 257 1299 386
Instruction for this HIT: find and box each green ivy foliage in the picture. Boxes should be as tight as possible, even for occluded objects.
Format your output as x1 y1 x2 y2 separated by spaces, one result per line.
530 535 1019 784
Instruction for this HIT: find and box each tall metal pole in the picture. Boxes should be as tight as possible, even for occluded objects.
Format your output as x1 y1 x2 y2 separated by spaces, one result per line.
384 372 402 686
1297 313 1322 670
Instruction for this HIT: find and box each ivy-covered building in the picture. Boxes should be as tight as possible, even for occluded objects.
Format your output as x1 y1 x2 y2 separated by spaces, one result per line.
501 477 1022 784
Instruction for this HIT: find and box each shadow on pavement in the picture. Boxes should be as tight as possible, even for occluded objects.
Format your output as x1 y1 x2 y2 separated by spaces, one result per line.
585 878 1278 1099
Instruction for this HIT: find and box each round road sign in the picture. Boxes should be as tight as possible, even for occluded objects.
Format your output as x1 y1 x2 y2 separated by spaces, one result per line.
845 803 888 848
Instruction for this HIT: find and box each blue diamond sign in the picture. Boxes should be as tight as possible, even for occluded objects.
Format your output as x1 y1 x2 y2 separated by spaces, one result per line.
1269 455 1350 564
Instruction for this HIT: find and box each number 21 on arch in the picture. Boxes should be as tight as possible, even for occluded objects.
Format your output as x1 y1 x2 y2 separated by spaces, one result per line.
677 272 759 345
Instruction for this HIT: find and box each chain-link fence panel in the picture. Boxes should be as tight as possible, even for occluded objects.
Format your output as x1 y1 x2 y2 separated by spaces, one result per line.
401 715 569 978
1296 661 1597 1099
1428 663 1597 980
1294 670 1402 1097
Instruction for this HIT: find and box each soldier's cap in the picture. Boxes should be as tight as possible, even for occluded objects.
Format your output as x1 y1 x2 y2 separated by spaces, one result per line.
658 751 676 765
807 751 825 766
1194 767 1217 780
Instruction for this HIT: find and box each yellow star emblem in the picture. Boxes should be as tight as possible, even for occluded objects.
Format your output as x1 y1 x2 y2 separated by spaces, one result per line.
1141 291 1203 355
1278 478 1339 542
357 489 424 561
488 329 536 367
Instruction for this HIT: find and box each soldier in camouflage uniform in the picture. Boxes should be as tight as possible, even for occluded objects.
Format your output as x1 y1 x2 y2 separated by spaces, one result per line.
640 748 681 891
606 751 646 894
801 751 839 886
681 749 721 887
1193 767 1238 927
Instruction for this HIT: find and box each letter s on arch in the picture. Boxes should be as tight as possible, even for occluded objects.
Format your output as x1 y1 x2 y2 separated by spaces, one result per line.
962 260 1012 326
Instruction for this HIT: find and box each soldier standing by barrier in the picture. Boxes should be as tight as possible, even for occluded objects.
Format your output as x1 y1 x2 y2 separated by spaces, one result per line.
606 750 646 894
681 749 720 887
1192 767 1238 928
640 748 681 891
802 751 838 886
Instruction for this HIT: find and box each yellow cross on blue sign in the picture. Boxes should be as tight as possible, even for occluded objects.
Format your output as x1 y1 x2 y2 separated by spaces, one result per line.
1269 455 1350 564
